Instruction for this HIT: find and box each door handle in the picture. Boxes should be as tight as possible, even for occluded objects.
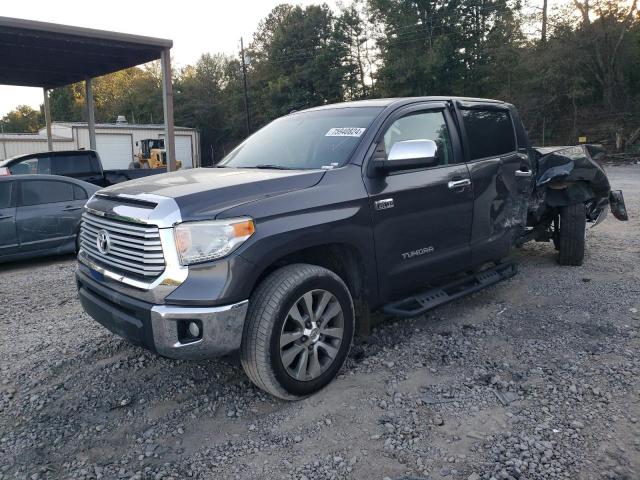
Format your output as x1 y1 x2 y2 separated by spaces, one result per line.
515 169 533 177
62 206 82 212
448 179 471 190
0 214 12 220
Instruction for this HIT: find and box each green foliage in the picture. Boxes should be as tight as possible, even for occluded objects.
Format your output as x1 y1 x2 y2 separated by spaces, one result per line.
247 4 350 126
1 105 43 133
49 86 83 122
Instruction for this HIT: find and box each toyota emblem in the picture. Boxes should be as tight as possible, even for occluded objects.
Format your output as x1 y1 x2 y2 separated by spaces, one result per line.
97 229 111 255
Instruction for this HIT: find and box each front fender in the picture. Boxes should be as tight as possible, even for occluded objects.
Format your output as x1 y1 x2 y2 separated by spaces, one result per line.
221 165 379 305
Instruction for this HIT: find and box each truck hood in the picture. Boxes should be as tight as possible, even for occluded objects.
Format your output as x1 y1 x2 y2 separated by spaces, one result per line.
100 167 326 221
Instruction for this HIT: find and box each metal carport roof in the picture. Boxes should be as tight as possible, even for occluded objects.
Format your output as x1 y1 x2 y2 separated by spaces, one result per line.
0 16 172 88
0 16 178 170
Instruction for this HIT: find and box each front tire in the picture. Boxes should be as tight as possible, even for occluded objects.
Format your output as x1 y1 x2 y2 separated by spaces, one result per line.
240 264 354 400
557 203 586 266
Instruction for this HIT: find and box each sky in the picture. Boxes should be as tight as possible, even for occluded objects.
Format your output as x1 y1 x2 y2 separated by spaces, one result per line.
0 0 337 116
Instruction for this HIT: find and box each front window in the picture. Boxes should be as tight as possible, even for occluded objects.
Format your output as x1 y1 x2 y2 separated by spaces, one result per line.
8 156 51 175
219 107 383 170
383 111 454 166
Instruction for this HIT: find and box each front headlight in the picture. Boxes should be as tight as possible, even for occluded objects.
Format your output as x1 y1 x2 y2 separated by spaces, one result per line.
173 217 255 265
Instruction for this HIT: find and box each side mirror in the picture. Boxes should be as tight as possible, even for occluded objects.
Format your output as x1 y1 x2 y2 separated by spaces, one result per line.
374 139 438 172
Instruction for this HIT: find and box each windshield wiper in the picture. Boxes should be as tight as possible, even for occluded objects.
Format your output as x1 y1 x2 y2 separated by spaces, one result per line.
247 164 295 170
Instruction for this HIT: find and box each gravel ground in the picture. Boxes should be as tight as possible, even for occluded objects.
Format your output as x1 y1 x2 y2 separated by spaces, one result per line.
1 165 638 480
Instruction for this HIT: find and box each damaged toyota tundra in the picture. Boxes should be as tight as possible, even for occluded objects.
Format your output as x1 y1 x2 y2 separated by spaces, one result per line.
76 97 628 399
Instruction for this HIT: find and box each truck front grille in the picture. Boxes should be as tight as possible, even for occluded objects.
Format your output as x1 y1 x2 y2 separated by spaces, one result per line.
80 212 166 278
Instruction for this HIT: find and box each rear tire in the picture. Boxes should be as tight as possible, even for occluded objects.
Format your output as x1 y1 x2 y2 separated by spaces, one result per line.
240 264 354 400
557 203 586 266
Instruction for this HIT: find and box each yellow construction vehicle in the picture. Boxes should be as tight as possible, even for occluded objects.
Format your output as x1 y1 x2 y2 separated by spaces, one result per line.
132 139 182 169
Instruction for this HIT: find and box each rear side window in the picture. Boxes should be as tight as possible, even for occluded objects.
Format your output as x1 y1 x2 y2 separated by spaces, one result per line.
54 154 96 175
462 109 516 160
0 182 12 208
8 156 51 175
73 184 87 200
21 180 74 206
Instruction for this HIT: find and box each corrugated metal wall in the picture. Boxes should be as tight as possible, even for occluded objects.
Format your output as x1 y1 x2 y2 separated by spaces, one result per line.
0 124 200 168
0 138 75 159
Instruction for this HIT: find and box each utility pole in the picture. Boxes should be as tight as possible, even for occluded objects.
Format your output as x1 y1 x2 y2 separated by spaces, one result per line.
541 0 548 43
240 37 251 136
0 120 7 160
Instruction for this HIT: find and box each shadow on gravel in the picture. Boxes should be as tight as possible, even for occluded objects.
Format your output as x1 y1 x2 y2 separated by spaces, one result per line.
0 253 76 272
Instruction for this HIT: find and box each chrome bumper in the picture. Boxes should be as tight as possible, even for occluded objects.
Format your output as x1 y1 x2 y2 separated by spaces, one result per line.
150 301 249 359
77 269 248 359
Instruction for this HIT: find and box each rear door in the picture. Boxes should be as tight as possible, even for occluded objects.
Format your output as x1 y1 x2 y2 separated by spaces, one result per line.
52 152 104 185
456 102 533 265
0 180 18 256
364 103 474 302
16 179 83 253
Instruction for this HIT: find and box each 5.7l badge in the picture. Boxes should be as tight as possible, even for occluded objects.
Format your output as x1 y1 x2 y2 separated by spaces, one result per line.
374 198 394 210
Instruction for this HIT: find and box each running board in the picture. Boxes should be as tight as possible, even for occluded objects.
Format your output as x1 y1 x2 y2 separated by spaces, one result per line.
382 262 518 318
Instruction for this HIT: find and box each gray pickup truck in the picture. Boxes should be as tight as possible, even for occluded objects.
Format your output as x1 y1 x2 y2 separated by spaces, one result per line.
76 97 627 399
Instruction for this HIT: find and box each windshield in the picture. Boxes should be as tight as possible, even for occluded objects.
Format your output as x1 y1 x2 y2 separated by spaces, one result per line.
219 107 383 170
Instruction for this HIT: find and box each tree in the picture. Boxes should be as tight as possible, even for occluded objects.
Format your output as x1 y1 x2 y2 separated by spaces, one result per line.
575 0 639 110
248 4 350 126
1 105 42 133
334 1 376 98
49 85 83 122
174 53 245 164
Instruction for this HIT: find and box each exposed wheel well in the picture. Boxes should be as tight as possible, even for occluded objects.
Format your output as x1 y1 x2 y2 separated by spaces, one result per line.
254 244 372 336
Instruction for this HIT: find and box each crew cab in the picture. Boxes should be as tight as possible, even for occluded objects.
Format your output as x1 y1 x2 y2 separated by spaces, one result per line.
0 149 167 187
75 97 627 399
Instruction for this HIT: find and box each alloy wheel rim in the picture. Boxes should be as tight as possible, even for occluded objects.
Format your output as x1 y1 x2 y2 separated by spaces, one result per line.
279 289 344 382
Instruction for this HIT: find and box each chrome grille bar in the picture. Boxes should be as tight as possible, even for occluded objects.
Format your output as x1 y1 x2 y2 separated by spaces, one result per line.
80 211 166 278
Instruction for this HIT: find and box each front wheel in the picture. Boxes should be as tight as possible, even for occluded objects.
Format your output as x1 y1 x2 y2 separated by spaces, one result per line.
557 203 586 266
240 264 354 400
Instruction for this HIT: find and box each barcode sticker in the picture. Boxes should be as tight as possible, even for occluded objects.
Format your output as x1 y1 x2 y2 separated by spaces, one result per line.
325 127 366 137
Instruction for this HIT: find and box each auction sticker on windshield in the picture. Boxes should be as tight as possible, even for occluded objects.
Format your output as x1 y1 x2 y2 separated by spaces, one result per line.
325 127 366 137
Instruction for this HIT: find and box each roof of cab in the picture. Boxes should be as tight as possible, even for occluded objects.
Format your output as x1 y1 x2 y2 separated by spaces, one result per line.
0 149 98 167
302 96 506 113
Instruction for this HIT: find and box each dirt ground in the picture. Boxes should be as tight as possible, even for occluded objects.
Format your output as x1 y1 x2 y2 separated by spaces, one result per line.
1 166 638 480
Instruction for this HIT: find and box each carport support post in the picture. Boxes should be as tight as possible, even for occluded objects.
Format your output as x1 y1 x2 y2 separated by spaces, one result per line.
85 78 96 150
43 88 53 151
160 48 176 172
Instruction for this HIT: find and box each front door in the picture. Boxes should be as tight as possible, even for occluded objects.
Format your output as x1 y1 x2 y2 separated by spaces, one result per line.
0 181 18 257
364 104 474 302
456 103 533 265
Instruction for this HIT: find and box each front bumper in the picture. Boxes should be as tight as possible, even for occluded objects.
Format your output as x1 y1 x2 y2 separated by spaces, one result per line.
77 270 248 359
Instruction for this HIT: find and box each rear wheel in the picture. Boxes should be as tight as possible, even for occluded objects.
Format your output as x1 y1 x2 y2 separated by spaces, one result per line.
240 264 354 400
557 203 586 266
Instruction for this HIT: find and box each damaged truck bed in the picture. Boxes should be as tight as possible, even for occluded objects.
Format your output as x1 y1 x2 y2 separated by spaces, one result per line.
520 144 628 264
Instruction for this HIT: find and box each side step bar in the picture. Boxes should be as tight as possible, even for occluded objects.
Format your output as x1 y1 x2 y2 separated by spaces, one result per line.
382 262 518 318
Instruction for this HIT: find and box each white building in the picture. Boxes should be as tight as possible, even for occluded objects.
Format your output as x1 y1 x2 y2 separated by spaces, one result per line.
0 122 200 169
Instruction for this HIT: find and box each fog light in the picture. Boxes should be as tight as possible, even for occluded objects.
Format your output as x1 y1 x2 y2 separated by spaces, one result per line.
188 321 200 338
177 319 203 344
